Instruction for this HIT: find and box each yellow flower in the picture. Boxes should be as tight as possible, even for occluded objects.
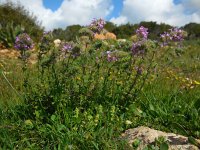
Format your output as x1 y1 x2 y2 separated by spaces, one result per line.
125 120 132 125
76 77 81 80
0 63 4 70
194 80 200 85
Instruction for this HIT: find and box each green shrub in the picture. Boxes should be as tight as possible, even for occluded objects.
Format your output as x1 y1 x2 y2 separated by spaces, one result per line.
0 21 24 48
0 2 43 47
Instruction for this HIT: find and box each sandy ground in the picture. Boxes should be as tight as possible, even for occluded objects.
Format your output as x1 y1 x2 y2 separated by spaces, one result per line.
0 48 37 64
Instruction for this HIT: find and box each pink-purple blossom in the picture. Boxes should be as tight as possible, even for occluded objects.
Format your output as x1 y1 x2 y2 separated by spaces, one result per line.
136 26 149 40
106 51 118 62
89 18 106 33
14 33 34 51
131 41 145 56
160 27 185 46
131 26 148 56
61 43 73 52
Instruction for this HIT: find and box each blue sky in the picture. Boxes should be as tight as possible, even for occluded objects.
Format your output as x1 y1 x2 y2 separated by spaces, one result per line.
43 0 123 19
1 0 200 30
42 0 186 18
43 0 63 11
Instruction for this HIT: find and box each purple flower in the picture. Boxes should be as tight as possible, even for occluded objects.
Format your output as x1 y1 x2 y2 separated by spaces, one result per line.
106 51 118 62
89 18 106 33
14 33 34 51
61 43 73 52
131 41 145 56
160 27 185 47
60 42 74 58
160 32 171 46
136 26 148 40
169 28 184 42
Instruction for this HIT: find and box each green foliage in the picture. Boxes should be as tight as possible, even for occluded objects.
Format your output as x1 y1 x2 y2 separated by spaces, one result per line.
0 2 43 45
0 21 23 48
51 21 200 42
78 27 94 38
104 21 116 32
52 25 82 41
113 23 139 39
0 25 200 149
183 23 200 39
22 39 155 121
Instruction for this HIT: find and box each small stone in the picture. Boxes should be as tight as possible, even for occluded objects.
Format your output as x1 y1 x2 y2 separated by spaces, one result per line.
121 126 200 150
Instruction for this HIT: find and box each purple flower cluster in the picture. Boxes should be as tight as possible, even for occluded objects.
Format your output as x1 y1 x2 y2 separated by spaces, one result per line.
160 32 171 46
160 28 185 46
61 43 73 52
131 26 148 56
89 18 106 33
131 42 145 56
136 26 148 40
106 51 118 62
169 28 185 42
14 33 34 51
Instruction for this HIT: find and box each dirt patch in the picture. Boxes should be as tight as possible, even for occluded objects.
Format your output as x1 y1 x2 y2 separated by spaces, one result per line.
0 48 37 64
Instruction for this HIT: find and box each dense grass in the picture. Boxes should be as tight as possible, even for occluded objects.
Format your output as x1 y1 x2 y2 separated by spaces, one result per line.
0 39 200 149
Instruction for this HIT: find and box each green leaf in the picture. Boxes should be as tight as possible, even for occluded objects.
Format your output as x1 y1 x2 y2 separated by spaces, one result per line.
160 143 169 150
51 114 56 122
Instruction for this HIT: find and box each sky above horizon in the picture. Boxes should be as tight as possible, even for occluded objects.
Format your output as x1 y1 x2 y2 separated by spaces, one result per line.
0 0 200 30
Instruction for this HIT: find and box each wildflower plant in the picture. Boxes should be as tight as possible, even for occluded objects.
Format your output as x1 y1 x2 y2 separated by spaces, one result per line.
89 18 106 34
131 26 149 56
14 33 34 60
160 27 187 47
18 23 186 125
38 31 53 55
136 26 148 40
60 42 73 57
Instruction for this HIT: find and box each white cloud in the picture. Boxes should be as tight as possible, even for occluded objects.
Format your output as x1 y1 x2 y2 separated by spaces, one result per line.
0 0 113 30
110 0 200 26
181 0 200 11
110 16 128 25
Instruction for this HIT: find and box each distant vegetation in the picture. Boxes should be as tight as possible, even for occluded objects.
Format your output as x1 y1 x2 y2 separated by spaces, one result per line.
52 21 200 42
0 2 43 48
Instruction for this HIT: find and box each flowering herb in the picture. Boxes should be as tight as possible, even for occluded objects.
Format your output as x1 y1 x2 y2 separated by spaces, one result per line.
169 28 185 42
89 18 106 34
61 43 73 52
106 51 118 62
131 26 148 56
160 32 171 46
136 26 148 40
131 41 145 56
14 33 34 51
160 28 186 46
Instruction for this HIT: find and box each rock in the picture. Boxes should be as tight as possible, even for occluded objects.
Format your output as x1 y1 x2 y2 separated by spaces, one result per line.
94 32 117 40
54 39 61 47
105 32 116 40
121 126 200 150
0 49 20 58
94 33 106 40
